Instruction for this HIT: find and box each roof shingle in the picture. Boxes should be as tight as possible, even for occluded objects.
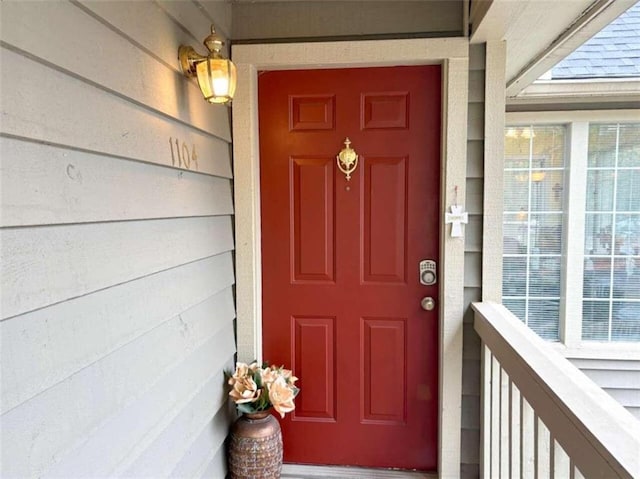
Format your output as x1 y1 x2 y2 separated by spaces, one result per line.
551 2 640 79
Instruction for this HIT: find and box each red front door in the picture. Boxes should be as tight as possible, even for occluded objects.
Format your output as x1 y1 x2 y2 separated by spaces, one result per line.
259 66 441 471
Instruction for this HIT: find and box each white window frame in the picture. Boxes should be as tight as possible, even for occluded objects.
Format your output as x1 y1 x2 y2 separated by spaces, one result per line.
505 110 640 359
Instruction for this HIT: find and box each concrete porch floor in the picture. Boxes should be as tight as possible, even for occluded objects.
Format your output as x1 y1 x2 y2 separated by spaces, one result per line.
281 464 436 478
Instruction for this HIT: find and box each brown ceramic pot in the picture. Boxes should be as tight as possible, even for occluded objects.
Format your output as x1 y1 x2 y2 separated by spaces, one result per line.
228 410 283 478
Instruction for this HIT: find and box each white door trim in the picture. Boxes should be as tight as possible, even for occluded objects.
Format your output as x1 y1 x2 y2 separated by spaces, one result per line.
231 38 469 478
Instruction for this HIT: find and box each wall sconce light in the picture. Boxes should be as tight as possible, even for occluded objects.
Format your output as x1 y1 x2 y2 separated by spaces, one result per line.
178 25 236 104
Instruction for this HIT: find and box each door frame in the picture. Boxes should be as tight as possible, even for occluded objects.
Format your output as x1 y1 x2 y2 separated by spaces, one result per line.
231 38 469 478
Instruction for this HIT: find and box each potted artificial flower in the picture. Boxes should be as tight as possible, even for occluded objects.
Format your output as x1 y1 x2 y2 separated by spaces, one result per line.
226 362 300 479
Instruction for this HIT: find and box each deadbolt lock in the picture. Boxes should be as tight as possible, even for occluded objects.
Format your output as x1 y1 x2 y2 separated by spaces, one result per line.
419 259 437 285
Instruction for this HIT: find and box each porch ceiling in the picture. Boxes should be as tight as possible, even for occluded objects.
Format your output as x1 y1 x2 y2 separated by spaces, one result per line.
470 0 637 97
216 0 636 97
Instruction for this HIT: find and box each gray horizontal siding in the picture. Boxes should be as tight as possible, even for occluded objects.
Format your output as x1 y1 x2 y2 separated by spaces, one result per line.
231 0 463 41
0 1 235 478
461 43 486 479
570 357 640 421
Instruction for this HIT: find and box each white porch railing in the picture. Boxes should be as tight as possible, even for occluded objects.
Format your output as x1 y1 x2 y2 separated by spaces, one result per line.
473 301 640 479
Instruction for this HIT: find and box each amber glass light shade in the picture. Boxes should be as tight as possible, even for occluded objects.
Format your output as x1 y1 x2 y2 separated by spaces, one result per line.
195 56 237 104
178 25 236 105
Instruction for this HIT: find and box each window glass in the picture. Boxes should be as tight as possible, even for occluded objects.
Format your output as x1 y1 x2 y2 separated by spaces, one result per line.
504 171 530 213
583 124 640 342
586 171 615 211
584 213 613 255
619 124 640 167
503 125 566 340
588 124 617 167
582 301 610 340
616 170 640 212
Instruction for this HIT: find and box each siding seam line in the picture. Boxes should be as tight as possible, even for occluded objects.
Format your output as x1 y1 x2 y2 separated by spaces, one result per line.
1 302 236 417
0 41 231 143
0 251 235 323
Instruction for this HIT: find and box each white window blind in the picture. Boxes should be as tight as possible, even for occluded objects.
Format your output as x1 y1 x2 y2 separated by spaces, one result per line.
503 125 566 340
503 121 640 344
583 123 640 341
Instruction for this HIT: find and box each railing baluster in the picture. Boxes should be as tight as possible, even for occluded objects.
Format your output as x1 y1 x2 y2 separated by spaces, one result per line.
510 382 521 479
521 398 535 479
491 354 500 477
553 439 570 479
481 344 492 478
500 367 510 478
473 302 640 479
536 416 551 479
569 459 585 479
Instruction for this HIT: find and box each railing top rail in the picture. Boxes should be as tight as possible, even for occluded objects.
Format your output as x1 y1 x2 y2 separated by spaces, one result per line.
473 301 640 479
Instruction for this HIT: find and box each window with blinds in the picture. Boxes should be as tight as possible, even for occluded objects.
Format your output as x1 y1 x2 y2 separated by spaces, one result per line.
503 125 566 340
583 123 640 341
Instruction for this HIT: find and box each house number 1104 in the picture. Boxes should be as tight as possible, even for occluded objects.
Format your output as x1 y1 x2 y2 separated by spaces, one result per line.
169 137 199 170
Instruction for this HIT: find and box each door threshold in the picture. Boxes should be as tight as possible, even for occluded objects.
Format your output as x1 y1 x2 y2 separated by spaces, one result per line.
281 464 437 479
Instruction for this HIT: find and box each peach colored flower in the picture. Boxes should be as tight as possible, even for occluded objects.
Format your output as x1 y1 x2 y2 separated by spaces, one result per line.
247 361 260 372
229 377 261 404
268 376 296 418
260 367 279 386
227 361 299 416
229 362 249 383
281 368 298 385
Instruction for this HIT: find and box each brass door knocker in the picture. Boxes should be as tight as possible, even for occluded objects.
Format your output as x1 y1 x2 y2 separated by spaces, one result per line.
336 137 358 181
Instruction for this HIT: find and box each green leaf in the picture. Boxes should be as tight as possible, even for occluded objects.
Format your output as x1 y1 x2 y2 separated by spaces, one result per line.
237 403 256 414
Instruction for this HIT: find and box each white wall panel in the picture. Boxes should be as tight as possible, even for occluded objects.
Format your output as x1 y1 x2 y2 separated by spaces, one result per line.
0 0 230 141
0 47 231 178
3 318 235 478
462 43 486 478
197 0 233 38
168 397 233 479
579 368 640 389
119 369 234 478
157 0 227 53
570 357 640 418
468 70 486 103
467 102 485 141
76 0 200 70
465 179 484 215
467 140 484 179
198 444 228 479
0 1 235 477
1 258 234 414
45 330 235 479
0 138 232 227
1 217 234 318
231 1 463 40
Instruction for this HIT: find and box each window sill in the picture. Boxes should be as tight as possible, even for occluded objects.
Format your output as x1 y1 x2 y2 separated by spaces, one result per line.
551 341 640 360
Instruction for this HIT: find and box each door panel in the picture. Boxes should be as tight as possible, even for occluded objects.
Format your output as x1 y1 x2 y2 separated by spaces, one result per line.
259 66 441 470
291 157 335 282
292 316 336 420
361 317 406 424
363 156 407 283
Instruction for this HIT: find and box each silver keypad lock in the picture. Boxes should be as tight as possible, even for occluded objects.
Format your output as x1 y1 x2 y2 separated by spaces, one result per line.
419 259 437 286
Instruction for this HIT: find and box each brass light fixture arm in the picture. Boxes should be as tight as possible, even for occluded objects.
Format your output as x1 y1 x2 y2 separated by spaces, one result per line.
178 25 224 78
